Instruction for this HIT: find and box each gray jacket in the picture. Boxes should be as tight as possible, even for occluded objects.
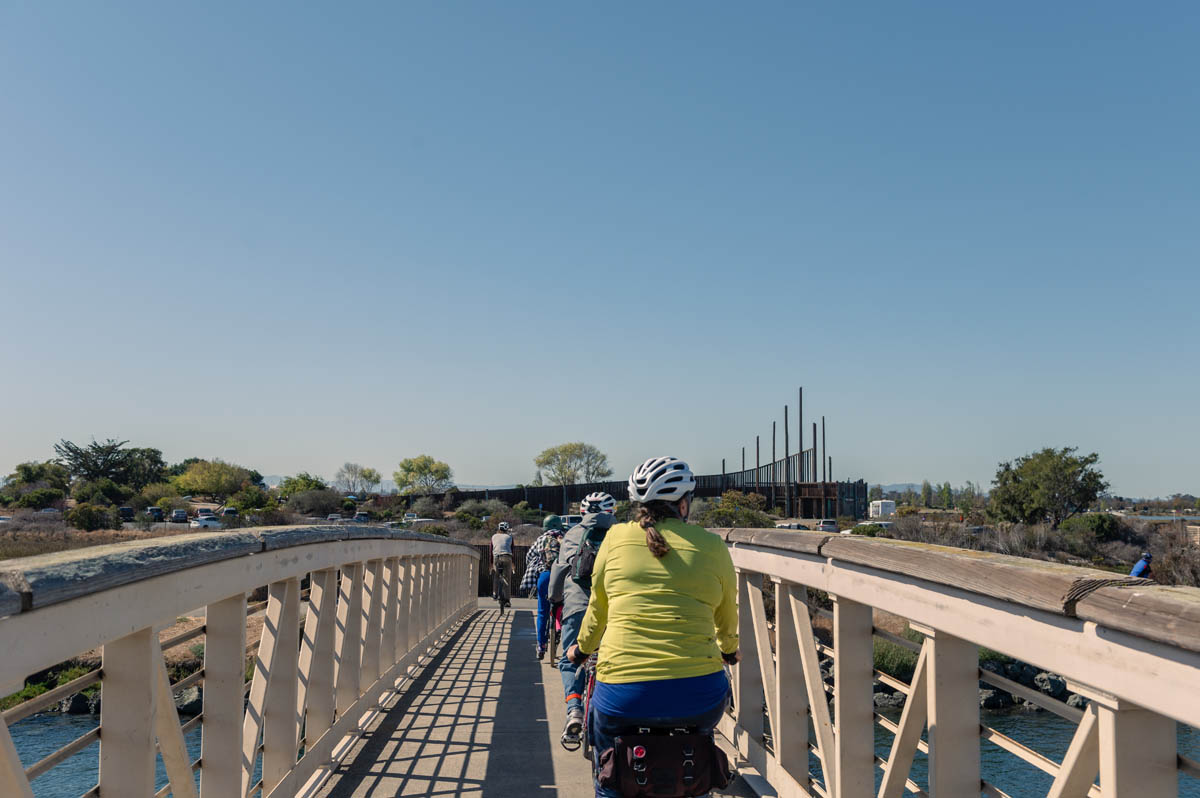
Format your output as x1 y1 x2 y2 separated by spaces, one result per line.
549 512 614 620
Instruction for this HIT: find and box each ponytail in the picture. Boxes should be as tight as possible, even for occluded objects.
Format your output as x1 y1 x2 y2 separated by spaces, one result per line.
634 500 683 558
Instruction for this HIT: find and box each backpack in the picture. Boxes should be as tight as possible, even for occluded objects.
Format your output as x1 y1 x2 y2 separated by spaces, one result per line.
571 526 606 591
542 535 561 569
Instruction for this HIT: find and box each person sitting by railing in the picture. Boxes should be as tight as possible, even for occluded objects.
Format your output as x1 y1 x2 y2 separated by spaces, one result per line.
550 492 616 748
567 458 739 798
1130 551 1154 580
521 515 566 658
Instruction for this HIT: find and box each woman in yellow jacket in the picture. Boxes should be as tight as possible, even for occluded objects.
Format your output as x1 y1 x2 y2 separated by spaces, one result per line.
566 456 739 798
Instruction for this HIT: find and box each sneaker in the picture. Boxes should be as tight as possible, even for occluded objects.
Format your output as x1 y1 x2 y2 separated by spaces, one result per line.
536 645 546 660
560 709 584 750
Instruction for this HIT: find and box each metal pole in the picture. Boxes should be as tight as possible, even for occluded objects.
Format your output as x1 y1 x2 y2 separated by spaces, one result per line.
784 405 790 517
822 416 827 484
799 387 804 482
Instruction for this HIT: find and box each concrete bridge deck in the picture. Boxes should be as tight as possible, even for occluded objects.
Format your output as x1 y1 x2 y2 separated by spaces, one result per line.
317 599 755 798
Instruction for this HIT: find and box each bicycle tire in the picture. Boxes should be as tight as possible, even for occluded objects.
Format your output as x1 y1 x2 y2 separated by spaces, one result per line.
580 653 597 763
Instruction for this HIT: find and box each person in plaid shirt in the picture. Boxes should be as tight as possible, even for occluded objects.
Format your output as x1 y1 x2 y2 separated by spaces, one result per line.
523 515 565 659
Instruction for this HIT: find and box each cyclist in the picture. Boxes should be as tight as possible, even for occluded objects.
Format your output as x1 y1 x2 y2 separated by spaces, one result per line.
549 491 616 748
521 515 566 658
490 521 515 609
566 458 739 797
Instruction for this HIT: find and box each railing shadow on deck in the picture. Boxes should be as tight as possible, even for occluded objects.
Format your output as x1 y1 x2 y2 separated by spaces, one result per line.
318 606 558 798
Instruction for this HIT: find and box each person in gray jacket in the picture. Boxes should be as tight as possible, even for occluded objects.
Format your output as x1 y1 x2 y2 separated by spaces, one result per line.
549 491 616 748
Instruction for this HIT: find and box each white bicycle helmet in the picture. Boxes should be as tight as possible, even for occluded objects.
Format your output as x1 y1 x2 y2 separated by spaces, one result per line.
498 521 510 532
628 457 696 503
581 491 616 514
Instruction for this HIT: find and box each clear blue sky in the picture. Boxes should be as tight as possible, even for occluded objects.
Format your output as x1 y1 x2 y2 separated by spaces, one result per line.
1 2 1197 498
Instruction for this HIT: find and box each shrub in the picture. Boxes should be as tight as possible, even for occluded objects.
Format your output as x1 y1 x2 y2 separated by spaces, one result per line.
1059 513 1121 543
897 505 921 517
14 488 65 510
853 523 886 537
229 485 271 511
873 637 919 682
692 491 774 528
836 515 856 531
67 503 122 532
71 478 132 506
286 489 344 517
341 498 356 513
454 510 483 529
411 497 442 519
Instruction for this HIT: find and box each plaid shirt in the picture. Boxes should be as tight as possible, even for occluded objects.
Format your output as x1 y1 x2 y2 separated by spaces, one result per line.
519 532 561 596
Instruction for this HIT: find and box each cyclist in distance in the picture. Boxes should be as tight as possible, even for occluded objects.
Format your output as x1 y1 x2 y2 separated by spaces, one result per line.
566 458 739 797
490 521 515 609
549 491 616 748
521 515 566 659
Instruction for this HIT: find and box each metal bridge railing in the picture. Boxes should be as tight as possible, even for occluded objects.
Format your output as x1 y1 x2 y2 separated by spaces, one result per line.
717 527 1200 798
0 526 480 798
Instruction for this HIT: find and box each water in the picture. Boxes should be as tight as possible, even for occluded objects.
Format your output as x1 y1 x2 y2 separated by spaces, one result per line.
12 710 1200 796
11 713 201 798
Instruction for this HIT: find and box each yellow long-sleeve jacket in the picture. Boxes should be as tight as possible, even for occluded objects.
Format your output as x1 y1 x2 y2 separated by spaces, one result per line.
576 518 739 684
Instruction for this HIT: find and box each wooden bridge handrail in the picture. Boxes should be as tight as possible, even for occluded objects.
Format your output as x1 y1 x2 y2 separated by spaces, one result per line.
0 525 477 617
714 527 1200 654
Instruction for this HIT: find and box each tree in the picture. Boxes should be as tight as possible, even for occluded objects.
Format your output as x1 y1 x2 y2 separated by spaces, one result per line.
868 484 883 502
121 448 167 490
920 480 933 508
534 443 613 486
938 482 953 510
334 463 382 496
175 460 254 502
54 438 136 482
1 461 70 505
67 503 122 532
531 470 544 487
278 472 327 498
988 447 1108 528
165 458 203 478
393 455 454 494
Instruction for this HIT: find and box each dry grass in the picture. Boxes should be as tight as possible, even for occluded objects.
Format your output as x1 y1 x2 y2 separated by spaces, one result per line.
0 515 204 563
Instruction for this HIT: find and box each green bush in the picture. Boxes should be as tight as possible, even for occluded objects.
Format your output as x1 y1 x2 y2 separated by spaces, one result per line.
229 485 271 511
1059 513 1121 543
71 478 132 506
14 488 65 510
411 497 442 519
454 510 483 529
286 489 343 516
873 637 919 682
853 523 886 537
67 503 122 531
341 498 356 513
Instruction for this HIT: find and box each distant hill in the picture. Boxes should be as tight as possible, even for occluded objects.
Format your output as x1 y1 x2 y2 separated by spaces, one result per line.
875 483 922 494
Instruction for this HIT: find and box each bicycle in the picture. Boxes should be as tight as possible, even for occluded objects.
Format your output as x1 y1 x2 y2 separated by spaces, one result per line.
580 652 598 762
541 604 562 663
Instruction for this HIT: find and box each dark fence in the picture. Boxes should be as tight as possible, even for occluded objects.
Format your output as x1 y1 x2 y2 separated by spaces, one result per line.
476 544 531 598
378 450 866 520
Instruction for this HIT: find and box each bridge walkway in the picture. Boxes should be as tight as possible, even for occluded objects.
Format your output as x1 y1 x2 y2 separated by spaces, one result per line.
317 598 754 798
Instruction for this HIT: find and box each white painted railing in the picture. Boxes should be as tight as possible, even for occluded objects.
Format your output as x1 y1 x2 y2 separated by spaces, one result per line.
716 528 1200 798
0 526 479 798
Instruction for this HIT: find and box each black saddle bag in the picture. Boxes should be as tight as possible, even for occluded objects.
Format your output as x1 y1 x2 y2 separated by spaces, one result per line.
597 729 732 797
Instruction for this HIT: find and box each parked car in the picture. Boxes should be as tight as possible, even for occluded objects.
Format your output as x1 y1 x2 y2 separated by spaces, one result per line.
775 522 810 530
403 512 419 522
327 513 342 522
815 519 839 532
169 509 189 523
221 507 239 517
145 507 165 522
562 514 584 528
196 508 216 518
118 506 135 522
353 511 370 523
38 508 61 514
0 517 11 524
190 516 222 529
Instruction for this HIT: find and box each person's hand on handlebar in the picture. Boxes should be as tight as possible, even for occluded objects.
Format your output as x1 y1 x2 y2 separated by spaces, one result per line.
566 644 589 665
721 650 740 665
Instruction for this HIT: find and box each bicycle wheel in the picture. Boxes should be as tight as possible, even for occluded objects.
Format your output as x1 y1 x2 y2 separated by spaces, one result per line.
580 654 597 762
